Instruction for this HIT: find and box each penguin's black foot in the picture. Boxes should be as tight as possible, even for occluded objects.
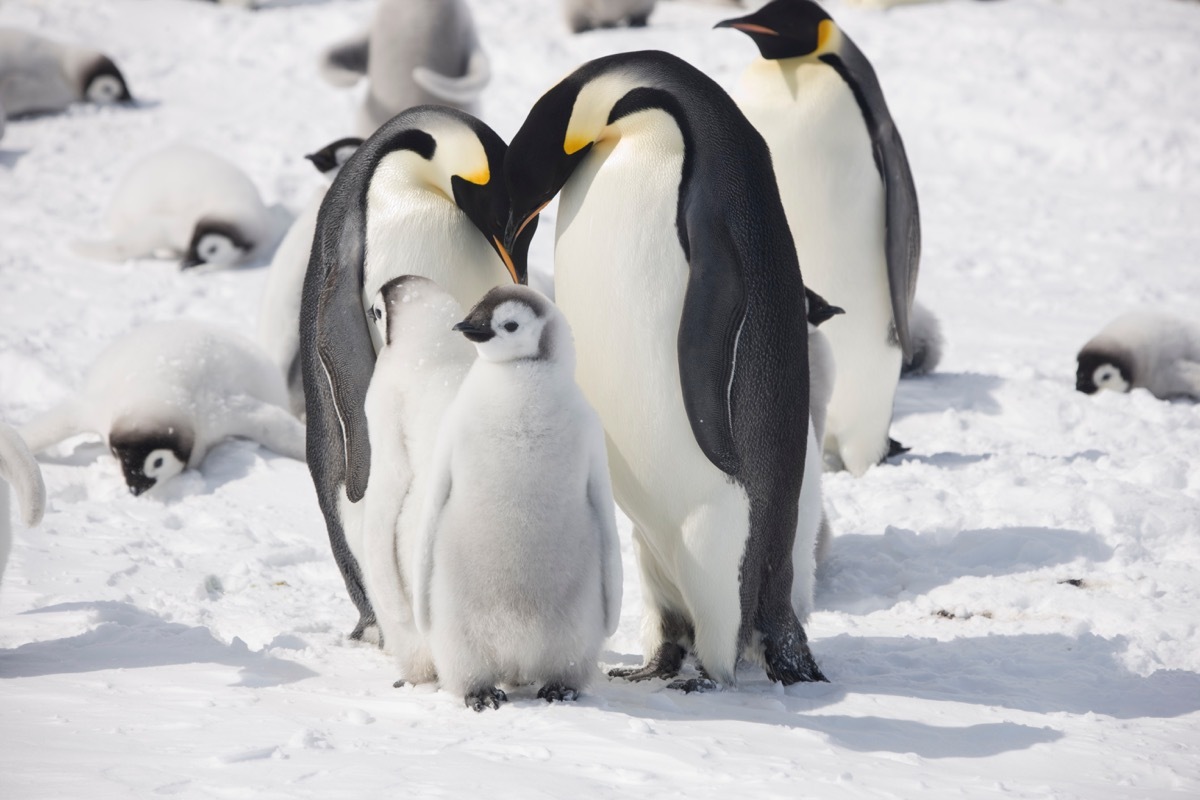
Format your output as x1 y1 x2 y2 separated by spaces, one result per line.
667 677 719 694
465 687 507 712
885 437 910 461
628 13 651 27
348 613 379 644
763 637 827 685
608 642 685 682
392 679 406 689
537 683 580 703
570 21 593 34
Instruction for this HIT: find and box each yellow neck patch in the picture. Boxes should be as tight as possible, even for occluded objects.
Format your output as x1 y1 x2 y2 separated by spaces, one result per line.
816 20 837 54
564 134 592 156
459 165 490 186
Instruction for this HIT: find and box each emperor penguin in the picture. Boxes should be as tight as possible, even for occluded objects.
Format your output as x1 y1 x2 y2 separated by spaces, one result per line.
0 422 46 584
719 0 921 476
564 0 657 34
412 285 622 711
257 137 364 417
320 0 491 138
0 28 132 117
74 144 279 270
503 50 825 688
1076 312 1200 401
301 105 532 640
19 321 305 496
360 276 475 685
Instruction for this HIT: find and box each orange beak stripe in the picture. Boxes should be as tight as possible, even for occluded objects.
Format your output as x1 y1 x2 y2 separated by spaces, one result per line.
514 200 551 243
493 236 519 284
732 23 779 36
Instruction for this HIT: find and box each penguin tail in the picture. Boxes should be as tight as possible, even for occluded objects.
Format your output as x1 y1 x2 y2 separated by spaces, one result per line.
0 424 46 528
320 33 370 87
901 300 945 377
412 49 491 107
18 399 89 457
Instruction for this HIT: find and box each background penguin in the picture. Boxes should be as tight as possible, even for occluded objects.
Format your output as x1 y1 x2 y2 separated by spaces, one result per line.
19 321 305 497
320 0 491 138
0 422 46 585
563 0 657 34
361 276 475 686
300 105 533 640
719 0 922 476
73 144 282 270
1076 312 1200 401
0 99 6 143
413 285 622 711
257 136 364 417
0 28 132 117
503 49 825 688
901 300 944 377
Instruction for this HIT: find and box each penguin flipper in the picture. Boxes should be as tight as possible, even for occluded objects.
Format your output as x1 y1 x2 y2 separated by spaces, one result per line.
0 424 46 528
219 396 307 461
411 49 491 107
18 398 89 455
320 33 370 87
586 422 622 637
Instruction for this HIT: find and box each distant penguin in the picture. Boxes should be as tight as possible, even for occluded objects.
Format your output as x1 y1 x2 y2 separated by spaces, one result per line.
1076 312 1200 401
74 144 278 270
0 422 46 584
504 50 824 688
901 300 944 377
412 285 622 711
719 0 921 476
320 0 491 138
0 99 7 143
301 105 532 640
257 137 363 417
0 28 132 117
361 276 475 685
564 0 657 33
19 321 305 496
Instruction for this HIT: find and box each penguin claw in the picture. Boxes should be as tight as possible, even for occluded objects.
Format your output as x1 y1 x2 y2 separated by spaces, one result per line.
465 687 507 712
392 679 406 689
666 677 719 694
608 642 686 682
537 683 579 703
763 642 828 685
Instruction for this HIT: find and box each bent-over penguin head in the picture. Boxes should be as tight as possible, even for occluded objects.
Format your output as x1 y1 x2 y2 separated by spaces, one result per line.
182 219 255 270
305 136 364 178
109 420 194 496
370 275 465 347
805 288 845 327
81 55 134 105
715 0 838 61
453 285 567 364
1076 348 1133 395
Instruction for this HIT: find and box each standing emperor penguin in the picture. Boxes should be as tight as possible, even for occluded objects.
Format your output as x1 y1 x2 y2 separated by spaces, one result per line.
360 276 475 685
504 50 825 688
0 28 132 117
413 285 622 711
301 105 532 640
257 137 363 417
0 422 46 584
320 0 491 138
719 0 921 476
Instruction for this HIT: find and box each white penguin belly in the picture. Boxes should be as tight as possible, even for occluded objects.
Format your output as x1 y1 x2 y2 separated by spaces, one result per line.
740 60 900 475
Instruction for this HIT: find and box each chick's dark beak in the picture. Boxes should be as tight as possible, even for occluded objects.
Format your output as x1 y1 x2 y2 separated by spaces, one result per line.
453 320 495 343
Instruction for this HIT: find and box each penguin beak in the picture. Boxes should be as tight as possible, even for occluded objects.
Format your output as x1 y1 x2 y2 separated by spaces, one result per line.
505 202 549 254
453 320 495 343
714 20 779 36
492 236 520 284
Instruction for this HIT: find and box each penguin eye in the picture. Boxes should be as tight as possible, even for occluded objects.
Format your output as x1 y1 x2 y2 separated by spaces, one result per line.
153 457 164 469
373 307 382 321
503 322 519 333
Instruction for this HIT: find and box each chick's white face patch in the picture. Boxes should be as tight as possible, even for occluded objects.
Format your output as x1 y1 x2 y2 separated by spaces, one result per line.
143 448 185 483
1092 363 1130 393
472 300 546 363
195 233 244 267
86 75 125 104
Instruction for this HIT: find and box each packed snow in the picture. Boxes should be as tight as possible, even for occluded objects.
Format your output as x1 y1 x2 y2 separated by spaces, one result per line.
2 0 1199 797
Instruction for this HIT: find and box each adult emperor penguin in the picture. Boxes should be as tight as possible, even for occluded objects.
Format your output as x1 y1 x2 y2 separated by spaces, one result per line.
19 321 305 496
360 276 475 685
257 137 364 417
0 422 46 585
413 285 622 711
719 0 921 476
0 28 132 117
1076 312 1200 401
74 144 278 270
320 0 491 138
301 105 530 640
503 50 825 688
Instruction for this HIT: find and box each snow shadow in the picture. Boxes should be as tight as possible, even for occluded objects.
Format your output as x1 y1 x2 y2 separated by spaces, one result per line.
821 631 1200 719
893 371 1003 419
0 149 27 169
817 526 1113 615
0 601 316 687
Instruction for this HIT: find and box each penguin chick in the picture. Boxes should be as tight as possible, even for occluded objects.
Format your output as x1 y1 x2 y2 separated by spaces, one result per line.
73 144 278 270
0 28 132 117
564 0 657 34
19 321 305 496
361 276 475 686
901 300 944 377
1076 312 1200 401
0 422 46 584
413 285 622 712
304 136 364 178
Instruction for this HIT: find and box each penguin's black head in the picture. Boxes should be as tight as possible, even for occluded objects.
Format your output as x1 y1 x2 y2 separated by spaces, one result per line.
1075 348 1133 395
82 55 134 105
454 285 560 364
182 219 254 270
305 137 364 177
109 424 194 496
715 0 835 61
805 287 845 327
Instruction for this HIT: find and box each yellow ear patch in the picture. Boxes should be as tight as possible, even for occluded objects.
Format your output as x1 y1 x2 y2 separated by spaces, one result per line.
460 165 490 185
817 19 837 53
564 134 593 156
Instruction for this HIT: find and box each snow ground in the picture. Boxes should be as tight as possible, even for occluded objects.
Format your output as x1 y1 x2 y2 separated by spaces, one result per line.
2 0 1199 797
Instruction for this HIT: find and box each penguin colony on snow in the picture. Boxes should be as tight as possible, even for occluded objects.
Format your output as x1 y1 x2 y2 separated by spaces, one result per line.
1 0 1189 712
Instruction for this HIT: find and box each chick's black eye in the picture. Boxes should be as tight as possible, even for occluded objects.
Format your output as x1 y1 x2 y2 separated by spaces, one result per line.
503 322 519 333
153 457 164 469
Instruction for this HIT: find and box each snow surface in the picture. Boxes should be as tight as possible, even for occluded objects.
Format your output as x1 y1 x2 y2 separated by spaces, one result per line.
2 0 1200 797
